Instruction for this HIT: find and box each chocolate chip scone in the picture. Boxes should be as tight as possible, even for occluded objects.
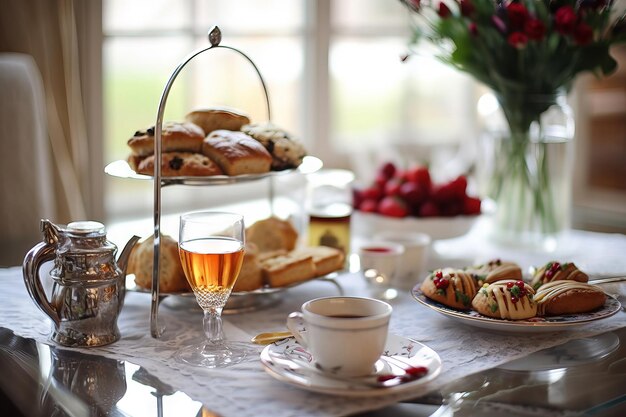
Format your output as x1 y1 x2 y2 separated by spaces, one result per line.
241 122 306 170
136 152 223 177
127 122 204 157
472 280 537 320
420 268 479 310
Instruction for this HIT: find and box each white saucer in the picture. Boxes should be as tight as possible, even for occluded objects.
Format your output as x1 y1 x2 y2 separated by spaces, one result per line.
260 333 442 397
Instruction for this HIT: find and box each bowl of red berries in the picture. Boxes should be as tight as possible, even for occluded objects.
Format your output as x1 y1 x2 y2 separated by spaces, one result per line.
352 162 482 240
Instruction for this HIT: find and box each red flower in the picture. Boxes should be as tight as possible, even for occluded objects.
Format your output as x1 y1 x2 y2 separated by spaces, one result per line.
459 0 474 17
555 5 578 34
507 3 529 30
469 22 478 36
508 31 528 49
573 22 594 45
438 2 452 18
524 18 547 40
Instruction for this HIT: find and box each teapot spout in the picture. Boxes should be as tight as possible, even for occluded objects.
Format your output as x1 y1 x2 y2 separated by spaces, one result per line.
41 219 62 245
117 235 140 275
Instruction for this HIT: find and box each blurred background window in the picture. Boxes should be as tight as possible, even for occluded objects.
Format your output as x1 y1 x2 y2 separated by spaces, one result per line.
102 0 485 222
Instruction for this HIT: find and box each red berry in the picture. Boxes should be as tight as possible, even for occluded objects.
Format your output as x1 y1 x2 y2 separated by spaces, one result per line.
406 366 428 377
516 280 525 288
384 178 404 197
362 186 382 201
436 277 449 289
440 200 463 217
377 196 409 218
374 173 389 189
463 196 482 215
358 198 379 213
449 175 468 198
419 200 440 217
506 281 515 289
398 181 427 207
379 162 397 179
435 270 443 279
406 166 432 190
511 296 518 303
352 188 364 208
431 183 456 204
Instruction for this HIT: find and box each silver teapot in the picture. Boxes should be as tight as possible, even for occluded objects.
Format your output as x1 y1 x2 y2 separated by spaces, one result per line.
22 219 139 347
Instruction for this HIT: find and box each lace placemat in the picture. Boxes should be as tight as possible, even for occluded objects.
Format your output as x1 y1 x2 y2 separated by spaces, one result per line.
2 229 625 417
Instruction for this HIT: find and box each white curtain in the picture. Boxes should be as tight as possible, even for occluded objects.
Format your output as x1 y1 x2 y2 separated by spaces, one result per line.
0 0 94 265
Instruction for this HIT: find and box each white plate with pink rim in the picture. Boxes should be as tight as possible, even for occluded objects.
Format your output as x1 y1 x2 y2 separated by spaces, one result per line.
259 333 442 397
411 286 622 333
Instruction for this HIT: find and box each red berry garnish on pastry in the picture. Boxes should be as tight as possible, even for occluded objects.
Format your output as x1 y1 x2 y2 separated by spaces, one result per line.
420 268 478 310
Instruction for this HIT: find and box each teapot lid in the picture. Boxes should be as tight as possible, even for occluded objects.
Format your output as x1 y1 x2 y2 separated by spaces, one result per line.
66 221 106 237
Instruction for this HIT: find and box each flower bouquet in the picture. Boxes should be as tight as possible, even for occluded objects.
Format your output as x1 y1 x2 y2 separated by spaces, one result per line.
400 0 625 246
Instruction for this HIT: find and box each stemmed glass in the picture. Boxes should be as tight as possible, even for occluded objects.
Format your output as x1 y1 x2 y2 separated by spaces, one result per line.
174 211 252 367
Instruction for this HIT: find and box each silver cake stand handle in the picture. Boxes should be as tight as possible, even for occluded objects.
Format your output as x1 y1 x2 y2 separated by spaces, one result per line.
151 26 272 338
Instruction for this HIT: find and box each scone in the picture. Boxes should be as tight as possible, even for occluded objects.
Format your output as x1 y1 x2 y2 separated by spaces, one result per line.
246 217 299 252
241 122 307 170
530 261 589 290
472 280 537 320
136 152 224 177
420 268 479 310
466 259 523 284
127 122 205 157
260 252 316 287
233 242 264 292
534 281 606 316
201 130 272 175
290 246 345 276
185 108 250 136
128 234 190 293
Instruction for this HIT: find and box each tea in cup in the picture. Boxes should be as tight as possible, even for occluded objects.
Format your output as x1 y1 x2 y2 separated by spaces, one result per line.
358 242 404 299
373 231 431 290
286 296 392 377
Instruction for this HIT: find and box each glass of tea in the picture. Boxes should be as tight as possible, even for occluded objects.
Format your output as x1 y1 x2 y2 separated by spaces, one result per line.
174 211 251 368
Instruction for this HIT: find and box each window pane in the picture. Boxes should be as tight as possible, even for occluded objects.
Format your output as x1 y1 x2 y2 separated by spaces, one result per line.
330 37 476 150
104 0 191 33
332 0 408 30
195 0 304 33
187 36 304 136
103 36 191 218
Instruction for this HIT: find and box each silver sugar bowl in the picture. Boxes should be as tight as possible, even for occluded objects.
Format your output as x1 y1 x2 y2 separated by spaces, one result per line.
22 219 139 347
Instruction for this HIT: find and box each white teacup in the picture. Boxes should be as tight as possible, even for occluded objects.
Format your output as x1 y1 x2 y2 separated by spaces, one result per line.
286 296 392 377
373 231 432 290
358 241 404 298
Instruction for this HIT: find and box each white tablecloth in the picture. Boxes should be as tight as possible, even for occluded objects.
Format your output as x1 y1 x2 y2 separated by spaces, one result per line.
2 227 625 417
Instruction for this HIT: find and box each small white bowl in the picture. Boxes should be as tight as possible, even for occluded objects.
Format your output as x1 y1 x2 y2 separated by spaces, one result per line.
352 211 479 241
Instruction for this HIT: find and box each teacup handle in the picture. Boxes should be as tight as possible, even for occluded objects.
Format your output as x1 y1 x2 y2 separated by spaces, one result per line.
286 312 308 347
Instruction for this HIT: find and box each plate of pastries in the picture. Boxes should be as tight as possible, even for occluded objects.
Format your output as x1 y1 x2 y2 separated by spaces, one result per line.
412 259 622 332
126 217 346 301
105 107 322 183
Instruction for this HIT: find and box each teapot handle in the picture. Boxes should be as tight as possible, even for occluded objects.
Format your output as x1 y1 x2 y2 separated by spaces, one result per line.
22 242 60 325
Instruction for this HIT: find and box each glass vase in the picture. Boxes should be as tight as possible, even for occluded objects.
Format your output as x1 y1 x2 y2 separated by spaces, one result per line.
477 91 575 251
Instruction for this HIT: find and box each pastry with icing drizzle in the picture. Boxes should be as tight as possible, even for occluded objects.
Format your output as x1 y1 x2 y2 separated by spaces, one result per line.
420 268 479 310
534 281 606 316
471 280 537 320
465 259 523 284
530 261 588 290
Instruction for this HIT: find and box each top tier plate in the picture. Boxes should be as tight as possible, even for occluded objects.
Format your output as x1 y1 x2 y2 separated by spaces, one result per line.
105 155 323 186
